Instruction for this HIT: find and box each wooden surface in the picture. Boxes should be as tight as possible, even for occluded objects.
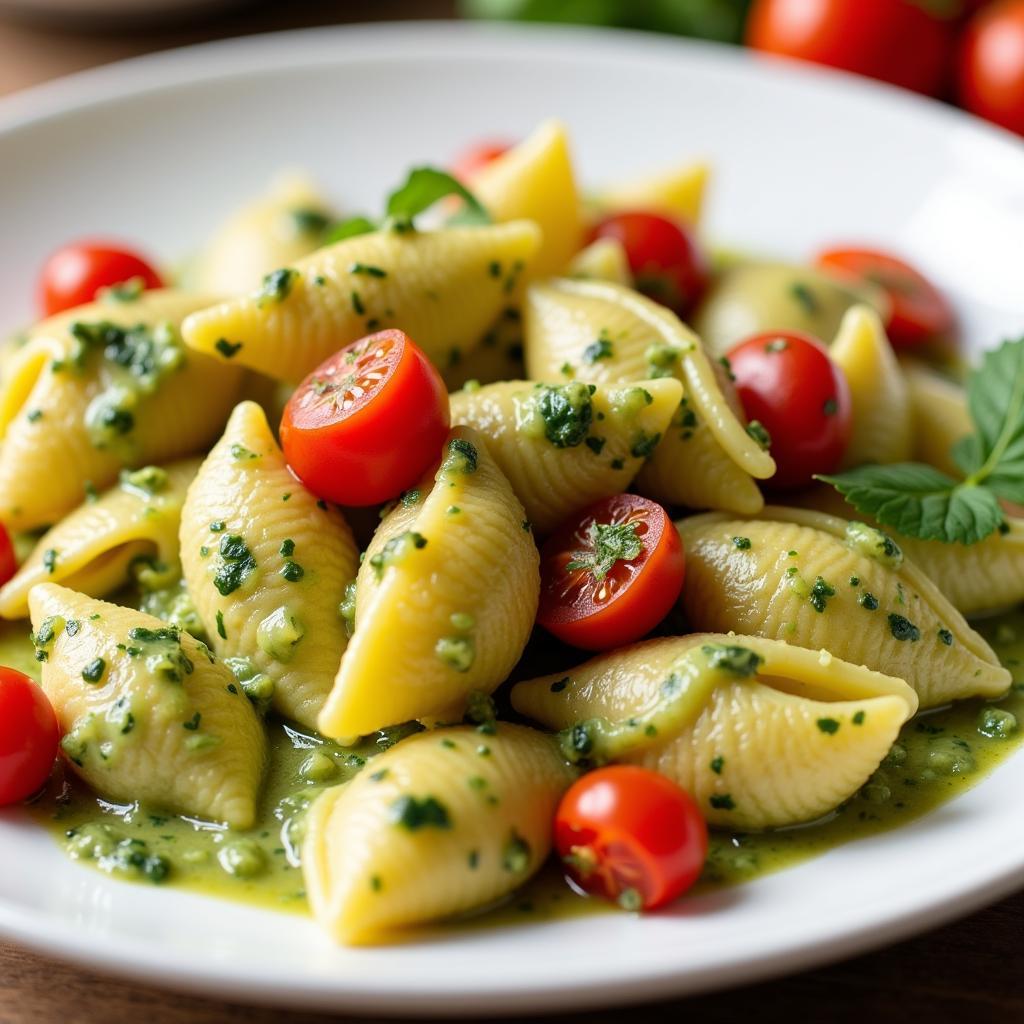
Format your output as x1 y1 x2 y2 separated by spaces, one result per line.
1 3 1022 1021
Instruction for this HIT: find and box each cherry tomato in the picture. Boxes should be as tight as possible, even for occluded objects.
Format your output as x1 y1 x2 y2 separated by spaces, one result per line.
280 329 450 507
451 140 513 184
746 0 955 96
38 241 163 317
0 525 15 589
537 494 685 651
958 0 1024 136
589 211 708 315
0 668 59 805
816 247 956 349
727 331 851 490
555 765 708 911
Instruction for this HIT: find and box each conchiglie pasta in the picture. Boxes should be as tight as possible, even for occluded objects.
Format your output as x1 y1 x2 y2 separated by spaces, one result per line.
900 358 971 476
182 222 542 383
30 583 265 828
442 307 525 391
0 458 200 620
180 401 358 730
676 507 1010 707
524 277 773 513
830 305 913 467
303 723 573 943
0 290 243 531
449 377 682 534
566 238 632 286
593 160 709 228
318 427 539 739
191 172 336 294
511 633 916 829
469 119 584 278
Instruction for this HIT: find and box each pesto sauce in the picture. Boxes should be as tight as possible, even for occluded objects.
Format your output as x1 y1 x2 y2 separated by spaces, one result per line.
13 610 1024 929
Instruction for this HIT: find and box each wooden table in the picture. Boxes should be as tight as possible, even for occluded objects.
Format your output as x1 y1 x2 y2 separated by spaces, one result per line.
1 4 1021 1020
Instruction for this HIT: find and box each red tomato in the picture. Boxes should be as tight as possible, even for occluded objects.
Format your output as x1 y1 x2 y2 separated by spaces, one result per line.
555 765 708 911
0 525 15 588
589 211 708 315
537 494 685 651
727 331 851 490
746 0 955 96
280 330 450 507
38 241 163 317
816 246 956 349
0 668 59 805
451 140 513 183
958 0 1024 136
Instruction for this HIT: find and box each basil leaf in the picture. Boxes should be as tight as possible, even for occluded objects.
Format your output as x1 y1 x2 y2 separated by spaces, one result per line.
386 167 491 227
322 216 377 245
951 434 982 477
817 464 1004 545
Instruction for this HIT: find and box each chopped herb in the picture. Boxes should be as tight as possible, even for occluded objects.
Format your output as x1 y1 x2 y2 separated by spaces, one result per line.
732 536 752 550
536 382 594 448
710 794 735 810
860 592 879 611
216 610 227 640
390 795 452 831
938 628 954 646
823 397 839 416
888 613 921 642
816 717 841 734
502 831 531 873
183 712 201 731
585 436 606 455
809 576 836 613
369 531 427 579
582 336 614 364
213 534 257 596
443 437 478 475
81 658 106 684
214 339 243 359
566 521 643 582
258 268 298 304
550 677 569 693
42 549 58 574
852 711 866 725
350 290 365 315
435 635 475 672
26 408 43 422
710 756 725 774
790 281 819 313
279 539 295 557
291 208 330 235
349 262 387 278
280 561 305 582
702 643 762 677
230 443 259 461
210 520 226 532
630 430 661 459
745 420 772 449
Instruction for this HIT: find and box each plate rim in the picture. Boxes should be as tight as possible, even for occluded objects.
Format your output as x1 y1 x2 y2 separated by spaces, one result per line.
1 19 1024 1015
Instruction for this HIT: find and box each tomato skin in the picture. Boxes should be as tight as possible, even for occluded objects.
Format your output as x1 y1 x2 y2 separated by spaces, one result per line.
0 668 59 805
589 211 708 315
0 525 15 589
280 330 451 507
728 331 851 490
816 247 955 350
38 241 163 317
451 140 513 183
555 765 708 911
746 0 954 96
958 0 1024 136
537 494 685 651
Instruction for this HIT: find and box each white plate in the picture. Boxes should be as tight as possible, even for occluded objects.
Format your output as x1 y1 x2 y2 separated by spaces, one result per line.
1 21 1023 1016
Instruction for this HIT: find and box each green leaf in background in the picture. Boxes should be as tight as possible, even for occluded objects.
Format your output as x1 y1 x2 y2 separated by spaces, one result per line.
386 167 491 228
322 215 377 245
817 464 1005 546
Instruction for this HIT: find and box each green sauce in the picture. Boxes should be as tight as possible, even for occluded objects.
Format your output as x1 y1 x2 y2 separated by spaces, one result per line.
13 610 1024 929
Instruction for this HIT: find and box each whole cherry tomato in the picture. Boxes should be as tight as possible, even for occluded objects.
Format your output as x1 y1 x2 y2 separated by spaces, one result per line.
38 240 163 317
958 0 1024 136
0 668 59 805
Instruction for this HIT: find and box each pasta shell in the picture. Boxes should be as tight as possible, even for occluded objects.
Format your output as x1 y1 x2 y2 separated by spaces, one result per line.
469 119 584 278
900 358 971 477
676 507 1010 707
450 377 682 534
0 458 201 620
180 401 358 729
318 427 539 738
182 222 542 382
0 290 243 531
566 238 632 286
831 306 913 467
593 160 709 228
29 583 265 828
442 307 524 392
303 723 573 944
512 633 916 829
190 172 336 294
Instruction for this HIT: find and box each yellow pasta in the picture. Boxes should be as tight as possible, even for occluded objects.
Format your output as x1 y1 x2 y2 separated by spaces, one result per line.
180 401 358 730
593 160 709 228
566 237 633 286
900 357 972 476
30 583 265 828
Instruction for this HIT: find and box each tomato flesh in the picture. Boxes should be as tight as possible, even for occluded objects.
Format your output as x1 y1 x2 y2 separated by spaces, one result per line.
538 494 685 651
280 329 450 507
0 668 59 805
555 765 708 911
38 241 163 317
746 0 954 96
958 0 1024 136
589 211 708 315
451 140 513 183
728 330 851 490
816 247 955 349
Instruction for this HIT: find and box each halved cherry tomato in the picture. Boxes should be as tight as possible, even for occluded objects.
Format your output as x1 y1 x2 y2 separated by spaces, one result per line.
0 668 59 805
555 765 708 912
280 329 450 507
816 246 955 349
0 525 15 588
727 330 851 490
589 211 708 315
746 0 954 96
451 140 513 184
537 494 685 651
958 0 1024 137
38 240 163 317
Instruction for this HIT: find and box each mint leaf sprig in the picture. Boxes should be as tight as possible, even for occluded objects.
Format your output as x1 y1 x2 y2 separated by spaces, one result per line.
323 166 490 244
819 336 1024 545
